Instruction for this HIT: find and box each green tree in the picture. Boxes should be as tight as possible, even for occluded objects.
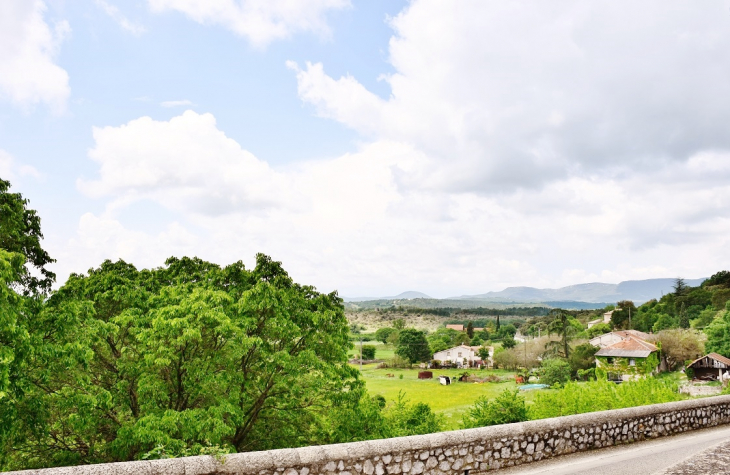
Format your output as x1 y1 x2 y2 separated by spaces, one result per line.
653 313 677 332
374 327 397 345
546 309 577 358
587 323 611 339
460 389 528 428
1 254 360 469
0 178 55 294
649 329 704 371
466 322 474 338
393 318 406 330
540 358 571 387
691 307 718 329
395 329 431 364
705 302 730 357
673 277 688 297
568 343 598 378
361 345 376 360
501 335 516 349
611 301 637 329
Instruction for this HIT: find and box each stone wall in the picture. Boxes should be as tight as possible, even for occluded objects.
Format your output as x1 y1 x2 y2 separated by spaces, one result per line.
9 395 730 475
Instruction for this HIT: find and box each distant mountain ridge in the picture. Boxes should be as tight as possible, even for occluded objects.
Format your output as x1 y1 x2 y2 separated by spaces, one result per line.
342 291 432 302
453 278 706 304
344 278 706 305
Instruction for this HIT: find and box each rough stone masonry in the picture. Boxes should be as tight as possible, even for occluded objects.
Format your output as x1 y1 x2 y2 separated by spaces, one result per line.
8 395 730 475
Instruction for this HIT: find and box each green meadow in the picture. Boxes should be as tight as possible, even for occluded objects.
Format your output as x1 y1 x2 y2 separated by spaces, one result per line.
349 343 544 430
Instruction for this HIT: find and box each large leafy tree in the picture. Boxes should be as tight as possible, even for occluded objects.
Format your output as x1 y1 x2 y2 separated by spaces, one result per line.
395 328 431 364
0 178 55 294
546 309 578 358
1 254 359 469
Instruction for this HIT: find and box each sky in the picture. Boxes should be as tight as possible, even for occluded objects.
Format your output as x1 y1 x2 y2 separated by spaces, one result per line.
2 0 730 298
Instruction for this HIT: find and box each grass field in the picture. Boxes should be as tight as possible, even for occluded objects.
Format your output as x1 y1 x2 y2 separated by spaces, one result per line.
354 364 544 430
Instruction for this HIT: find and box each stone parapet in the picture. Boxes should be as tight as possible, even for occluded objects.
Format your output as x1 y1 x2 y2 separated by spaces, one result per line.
8 395 730 475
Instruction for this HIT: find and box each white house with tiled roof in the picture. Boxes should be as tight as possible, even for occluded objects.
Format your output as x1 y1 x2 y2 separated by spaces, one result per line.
433 344 488 366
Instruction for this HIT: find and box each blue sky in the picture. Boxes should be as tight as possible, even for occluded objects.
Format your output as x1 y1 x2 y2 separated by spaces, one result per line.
2 0 730 298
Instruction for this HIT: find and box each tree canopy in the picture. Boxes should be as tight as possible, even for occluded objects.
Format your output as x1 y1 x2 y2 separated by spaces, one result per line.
0 179 55 294
0 254 363 469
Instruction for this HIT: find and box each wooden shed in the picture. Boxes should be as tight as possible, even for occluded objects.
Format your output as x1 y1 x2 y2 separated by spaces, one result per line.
686 353 730 380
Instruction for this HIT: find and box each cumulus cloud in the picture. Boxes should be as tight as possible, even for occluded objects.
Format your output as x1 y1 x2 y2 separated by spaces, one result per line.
0 149 41 181
72 110 730 296
78 110 286 216
61 1 730 295
290 0 730 193
148 0 350 47
0 0 70 112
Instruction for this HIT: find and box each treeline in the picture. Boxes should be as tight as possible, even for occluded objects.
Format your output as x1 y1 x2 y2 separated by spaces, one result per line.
370 305 551 318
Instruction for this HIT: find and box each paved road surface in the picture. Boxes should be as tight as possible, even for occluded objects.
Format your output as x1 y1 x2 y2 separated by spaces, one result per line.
496 425 730 475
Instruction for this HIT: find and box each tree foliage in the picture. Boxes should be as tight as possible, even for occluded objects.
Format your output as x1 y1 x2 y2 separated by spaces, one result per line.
649 329 704 371
1 254 361 469
395 329 431 364
539 358 571 387
0 179 55 294
546 310 579 358
374 327 397 345
705 302 730 358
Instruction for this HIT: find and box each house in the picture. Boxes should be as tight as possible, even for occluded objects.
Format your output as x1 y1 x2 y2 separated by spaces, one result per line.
587 310 614 328
686 353 730 380
594 334 659 380
589 330 651 348
432 344 487 367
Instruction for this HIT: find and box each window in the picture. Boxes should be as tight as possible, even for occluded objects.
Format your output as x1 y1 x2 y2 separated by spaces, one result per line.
458 352 462 357
447 352 451 356
607 357 614 364
629 359 636 366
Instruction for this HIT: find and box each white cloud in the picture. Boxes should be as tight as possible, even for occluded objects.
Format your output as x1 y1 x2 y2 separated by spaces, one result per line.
160 99 193 107
290 0 730 193
148 0 350 47
0 0 70 112
95 0 146 36
78 110 286 216
72 110 730 297
0 149 41 181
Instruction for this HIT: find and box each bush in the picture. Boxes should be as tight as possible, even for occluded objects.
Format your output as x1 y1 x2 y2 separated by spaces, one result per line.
461 389 529 428
361 345 376 360
540 358 571 387
501 335 517 349
374 327 397 344
530 378 682 419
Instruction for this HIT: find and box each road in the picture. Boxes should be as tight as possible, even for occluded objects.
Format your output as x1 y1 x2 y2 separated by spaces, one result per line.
495 424 730 475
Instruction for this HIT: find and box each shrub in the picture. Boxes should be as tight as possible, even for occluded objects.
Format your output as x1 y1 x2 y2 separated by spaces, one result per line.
361 345 376 360
540 358 571 387
530 377 682 419
461 389 529 428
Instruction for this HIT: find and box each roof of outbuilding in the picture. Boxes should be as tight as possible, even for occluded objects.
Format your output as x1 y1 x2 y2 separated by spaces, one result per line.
686 353 730 368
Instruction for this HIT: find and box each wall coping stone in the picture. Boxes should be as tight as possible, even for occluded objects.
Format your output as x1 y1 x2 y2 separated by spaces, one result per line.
7 394 730 475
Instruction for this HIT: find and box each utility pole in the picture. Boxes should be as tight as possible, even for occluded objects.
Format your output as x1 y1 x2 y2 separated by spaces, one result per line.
360 337 363 371
524 336 528 371
628 307 631 329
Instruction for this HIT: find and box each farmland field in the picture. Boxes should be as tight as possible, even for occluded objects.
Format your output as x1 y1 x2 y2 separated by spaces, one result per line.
349 342 545 430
